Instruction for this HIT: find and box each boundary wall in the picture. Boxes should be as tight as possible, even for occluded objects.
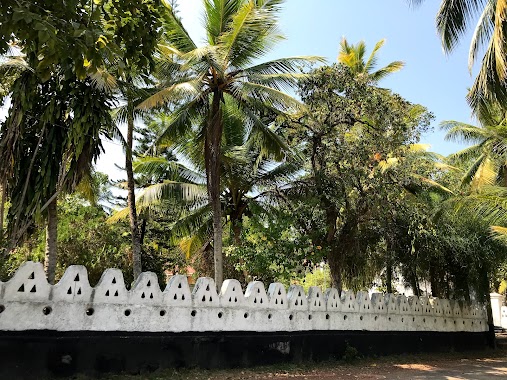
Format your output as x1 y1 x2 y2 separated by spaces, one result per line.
0 261 488 333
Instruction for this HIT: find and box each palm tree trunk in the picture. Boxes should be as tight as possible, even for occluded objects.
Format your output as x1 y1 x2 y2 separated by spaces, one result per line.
478 263 496 348
126 94 142 280
206 92 224 289
232 219 250 284
44 197 57 284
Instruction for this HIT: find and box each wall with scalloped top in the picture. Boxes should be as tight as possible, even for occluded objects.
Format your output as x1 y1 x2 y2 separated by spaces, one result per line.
0 262 488 333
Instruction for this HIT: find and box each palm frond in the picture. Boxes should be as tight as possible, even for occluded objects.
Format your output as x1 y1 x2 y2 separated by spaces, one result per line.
254 160 302 188
471 156 497 190
171 204 213 244
370 61 405 82
493 0 507 80
241 56 323 76
441 120 490 143
153 96 208 148
412 174 455 195
365 38 386 73
137 79 204 110
106 207 130 223
408 143 431 153
179 235 205 260
88 67 118 93
161 0 197 53
460 153 487 187
134 156 206 184
436 0 485 52
204 0 243 44
468 1 494 71
239 102 290 159
448 142 486 164
136 180 207 207
446 185 507 227
221 0 283 68
232 81 304 112
467 23 507 112
491 225 507 244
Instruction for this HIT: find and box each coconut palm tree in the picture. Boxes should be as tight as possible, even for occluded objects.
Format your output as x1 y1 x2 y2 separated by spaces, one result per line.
129 138 299 272
441 108 507 190
138 0 320 287
111 99 300 270
337 38 404 81
409 0 507 113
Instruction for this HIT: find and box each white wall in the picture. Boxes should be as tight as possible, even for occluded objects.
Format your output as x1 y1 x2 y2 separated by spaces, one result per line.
0 262 488 333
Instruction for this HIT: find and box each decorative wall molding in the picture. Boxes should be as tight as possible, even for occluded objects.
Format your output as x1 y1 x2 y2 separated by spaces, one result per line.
0 262 488 333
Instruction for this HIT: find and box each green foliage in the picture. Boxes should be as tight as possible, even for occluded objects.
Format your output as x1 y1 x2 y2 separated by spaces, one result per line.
0 0 164 253
301 265 332 293
0 0 163 78
0 193 183 286
1 194 131 284
225 214 316 285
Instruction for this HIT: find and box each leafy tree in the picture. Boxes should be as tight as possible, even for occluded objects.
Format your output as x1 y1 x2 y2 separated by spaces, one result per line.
282 64 432 292
0 193 181 286
0 0 163 282
138 0 319 287
225 212 315 285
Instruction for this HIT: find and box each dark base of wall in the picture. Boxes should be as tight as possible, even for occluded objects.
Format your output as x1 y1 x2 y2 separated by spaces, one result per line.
0 330 494 379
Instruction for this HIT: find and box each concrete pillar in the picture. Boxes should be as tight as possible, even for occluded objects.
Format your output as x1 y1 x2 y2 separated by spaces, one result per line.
490 292 504 327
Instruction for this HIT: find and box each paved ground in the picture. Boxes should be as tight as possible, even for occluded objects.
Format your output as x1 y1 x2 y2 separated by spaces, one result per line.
74 336 507 380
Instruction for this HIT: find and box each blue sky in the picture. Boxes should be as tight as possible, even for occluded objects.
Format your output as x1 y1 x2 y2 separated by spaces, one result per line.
178 0 477 156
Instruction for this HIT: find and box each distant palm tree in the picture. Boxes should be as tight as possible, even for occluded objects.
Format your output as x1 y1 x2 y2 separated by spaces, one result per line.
138 0 319 287
337 38 404 81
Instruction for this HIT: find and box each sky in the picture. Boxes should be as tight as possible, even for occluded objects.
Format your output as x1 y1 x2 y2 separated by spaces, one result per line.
0 0 480 178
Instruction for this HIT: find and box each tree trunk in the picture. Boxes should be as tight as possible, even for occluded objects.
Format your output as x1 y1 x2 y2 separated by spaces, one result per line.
386 260 393 294
126 94 142 280
232 219 250 284
140 218 147 245
410 269 420 297
328 248 343 294
205 92 224 289
385 237 393 294
327 215 356 294
429 261 441 298
44 197 57 284
479 264 496 348
0 182 5 236
232 222 242 247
